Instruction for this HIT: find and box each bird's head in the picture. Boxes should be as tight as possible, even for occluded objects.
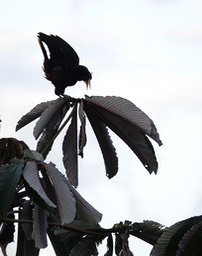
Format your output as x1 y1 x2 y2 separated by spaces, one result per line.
76 65 92 89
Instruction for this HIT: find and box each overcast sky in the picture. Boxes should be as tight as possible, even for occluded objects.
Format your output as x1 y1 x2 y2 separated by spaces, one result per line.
1 0 202 255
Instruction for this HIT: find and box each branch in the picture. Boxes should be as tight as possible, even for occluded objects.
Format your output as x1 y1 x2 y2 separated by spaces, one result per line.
0 217 127 237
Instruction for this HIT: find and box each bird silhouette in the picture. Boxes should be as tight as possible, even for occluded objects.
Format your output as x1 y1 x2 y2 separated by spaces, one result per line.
38 32 92 96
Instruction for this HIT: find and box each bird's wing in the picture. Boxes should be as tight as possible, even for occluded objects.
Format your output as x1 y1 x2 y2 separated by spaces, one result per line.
38 32 63 60
53 35 80 66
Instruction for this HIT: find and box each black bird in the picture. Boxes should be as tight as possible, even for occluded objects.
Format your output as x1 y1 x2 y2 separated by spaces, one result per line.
37 32 92 96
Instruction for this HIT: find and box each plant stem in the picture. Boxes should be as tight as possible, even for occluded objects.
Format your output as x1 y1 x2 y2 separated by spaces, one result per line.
0 217 113 237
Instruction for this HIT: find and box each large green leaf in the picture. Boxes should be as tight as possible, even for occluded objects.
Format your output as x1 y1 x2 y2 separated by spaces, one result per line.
36 103 70 158
39 167 58 207
84 96 162 145
70 186 102 224
177 221 202 256
115 231 134 256
62 104 78 187
33 97 67 139
130 220 164 245
23 161 56 208
84 96 160 174
150 215 202 256
104 234 113 256
0 161 23 217
115 233 123 256
43 162 76 225
16 100 54 131
84 103 118 179
16 210 39 256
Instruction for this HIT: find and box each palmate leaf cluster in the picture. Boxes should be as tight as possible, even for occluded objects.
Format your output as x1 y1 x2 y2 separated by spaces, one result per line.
0 92 201 255
16 95 162 187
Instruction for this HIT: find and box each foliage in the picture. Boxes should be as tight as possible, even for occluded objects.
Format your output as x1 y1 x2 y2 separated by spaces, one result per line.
0 88 165 255
16 95 162 187
1 34 201 256
1 92 201 256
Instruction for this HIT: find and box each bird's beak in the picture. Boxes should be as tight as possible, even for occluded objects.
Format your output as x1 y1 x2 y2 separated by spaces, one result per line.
85 79 91 89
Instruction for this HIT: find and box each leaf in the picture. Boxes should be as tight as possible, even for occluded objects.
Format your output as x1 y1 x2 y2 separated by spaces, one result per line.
115 231 134 256
0 161 23 217
84 96 162 146
24 149 44 162
32 204 49 249
150 216 202 256
16 219 39 256
16 100 54 131
84 96 160 174
70 235 101 256
62 104 78 187
104 234 113 256
36 103 70 158
78 100 87 158
177 221 202 256
23 161 56 208
115 233 122 256
130 220 164 245
49 221 98 255
52 222 104 256
39 168 58 207
120 231 134 256
84 104 118 179
70 186 102 224
34 97 67 139
48 228 75 256
43 162 76 225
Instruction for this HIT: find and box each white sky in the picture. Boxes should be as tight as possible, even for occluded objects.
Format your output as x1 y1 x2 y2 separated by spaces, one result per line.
1 0 202 255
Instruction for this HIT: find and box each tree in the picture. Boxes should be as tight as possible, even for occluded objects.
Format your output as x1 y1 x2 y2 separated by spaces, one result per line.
1 36 202 256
